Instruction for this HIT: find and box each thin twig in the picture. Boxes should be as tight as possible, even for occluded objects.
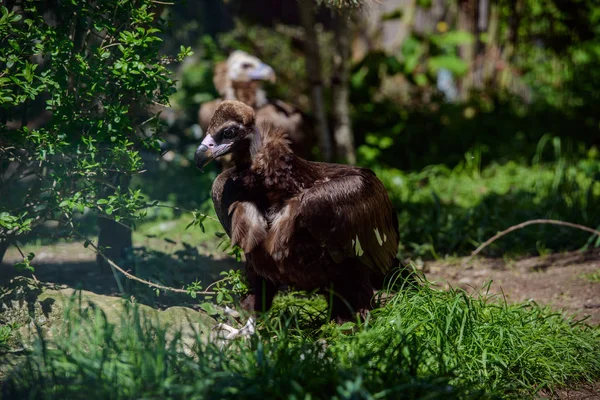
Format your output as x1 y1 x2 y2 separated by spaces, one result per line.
463 219 600 266
14 242 25 259
204 276 233 293
100 42 123 50
140 203 220 222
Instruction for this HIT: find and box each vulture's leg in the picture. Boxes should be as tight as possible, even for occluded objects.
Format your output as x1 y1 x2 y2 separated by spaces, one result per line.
240 271 278 313
326 271 375 324
212 265 277 340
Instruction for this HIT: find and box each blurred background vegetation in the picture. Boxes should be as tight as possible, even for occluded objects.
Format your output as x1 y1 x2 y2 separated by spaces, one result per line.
2 0 600 269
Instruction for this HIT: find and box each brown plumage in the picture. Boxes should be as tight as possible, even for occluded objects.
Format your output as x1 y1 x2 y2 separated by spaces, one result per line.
196 100 401 322
198 51 314 161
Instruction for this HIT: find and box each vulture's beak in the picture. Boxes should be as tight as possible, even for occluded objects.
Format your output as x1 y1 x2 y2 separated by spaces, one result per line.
248 62 276 83
194 134 231 170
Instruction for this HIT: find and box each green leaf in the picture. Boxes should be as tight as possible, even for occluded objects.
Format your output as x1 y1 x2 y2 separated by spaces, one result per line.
414 73 428 87
431 31 474 47
340 322 356 330
200 302 218 315
381 9 403 21
428 55 469 76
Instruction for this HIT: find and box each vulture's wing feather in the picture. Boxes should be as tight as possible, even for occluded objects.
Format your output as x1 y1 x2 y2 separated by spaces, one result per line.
294 169 399 274
212 168 237 236
212 168 267 253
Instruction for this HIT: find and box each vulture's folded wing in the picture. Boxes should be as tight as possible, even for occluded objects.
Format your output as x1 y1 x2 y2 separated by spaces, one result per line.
211 168 237 236
292 169 399 274
212 169 267 254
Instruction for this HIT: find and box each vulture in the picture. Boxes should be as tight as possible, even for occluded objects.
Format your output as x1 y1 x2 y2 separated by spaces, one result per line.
198 50 314 161
196 100 405 337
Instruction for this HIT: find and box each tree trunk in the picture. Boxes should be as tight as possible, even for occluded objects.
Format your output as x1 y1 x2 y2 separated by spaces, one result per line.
298 0 332 162
96 174 132 273
331 11 356 164
473 0 489 89
0 239 10 265
96 217 132 272
504 0 521 63
457 0 477 98
484 2 500 86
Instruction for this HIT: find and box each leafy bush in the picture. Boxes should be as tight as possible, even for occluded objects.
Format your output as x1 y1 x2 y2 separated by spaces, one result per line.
0 1 189 262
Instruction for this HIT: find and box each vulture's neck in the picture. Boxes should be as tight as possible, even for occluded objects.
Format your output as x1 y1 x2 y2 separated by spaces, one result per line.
233 124 317 197
225 81 268 108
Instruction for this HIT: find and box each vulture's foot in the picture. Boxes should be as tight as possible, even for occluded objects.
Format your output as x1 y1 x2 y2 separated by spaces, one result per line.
212 317 256 341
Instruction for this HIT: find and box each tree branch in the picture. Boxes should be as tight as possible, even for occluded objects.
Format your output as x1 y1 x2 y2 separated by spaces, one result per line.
463 219 600 266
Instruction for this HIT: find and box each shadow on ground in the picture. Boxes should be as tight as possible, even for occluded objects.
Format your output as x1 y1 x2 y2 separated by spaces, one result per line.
0 243 240 310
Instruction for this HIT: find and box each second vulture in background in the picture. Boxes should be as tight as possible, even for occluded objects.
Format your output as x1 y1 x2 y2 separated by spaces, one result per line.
198 50 314 160
196 101 410 336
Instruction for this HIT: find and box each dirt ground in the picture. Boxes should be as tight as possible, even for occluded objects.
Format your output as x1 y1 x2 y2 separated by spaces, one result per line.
421 249 600 326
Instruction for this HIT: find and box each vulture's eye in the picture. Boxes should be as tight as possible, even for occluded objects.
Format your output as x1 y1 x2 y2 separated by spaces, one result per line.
223 127 237 139
241 62 253 69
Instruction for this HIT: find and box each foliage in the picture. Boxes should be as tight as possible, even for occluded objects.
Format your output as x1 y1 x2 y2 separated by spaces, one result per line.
582 269 600 283
0 1 187 263
0 323 15 350
350 0 600 171
375 141 600 258
3 283 599 398
172 0 600 173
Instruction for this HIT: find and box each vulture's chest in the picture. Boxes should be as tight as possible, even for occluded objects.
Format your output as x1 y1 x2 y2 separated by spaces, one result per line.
244 200 336 289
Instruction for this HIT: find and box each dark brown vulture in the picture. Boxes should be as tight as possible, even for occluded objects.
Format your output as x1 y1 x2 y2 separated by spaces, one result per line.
196 101 402 337
198 50 314 161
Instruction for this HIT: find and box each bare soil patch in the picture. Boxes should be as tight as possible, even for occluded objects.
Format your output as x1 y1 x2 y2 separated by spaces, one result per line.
422 249 600 326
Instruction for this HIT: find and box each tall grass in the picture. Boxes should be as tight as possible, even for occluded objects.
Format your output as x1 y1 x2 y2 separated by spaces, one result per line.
3 281 599 399
376 138 600 258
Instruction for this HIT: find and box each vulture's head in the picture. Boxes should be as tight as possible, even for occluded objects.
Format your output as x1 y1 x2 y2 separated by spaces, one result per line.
214 51 276 97
195 100 256 169
227 50 276 84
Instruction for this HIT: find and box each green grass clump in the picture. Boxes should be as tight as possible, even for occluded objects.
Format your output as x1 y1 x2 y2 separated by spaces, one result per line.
0 325 13 350
582 269 600 283
2 282 599 399
343 282 600 396
376 153 600 258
